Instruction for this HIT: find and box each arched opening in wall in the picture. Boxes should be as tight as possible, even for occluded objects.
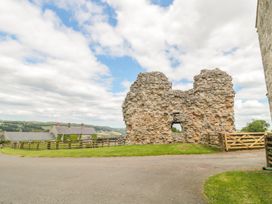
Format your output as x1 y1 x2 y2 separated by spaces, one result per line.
171 122 183 133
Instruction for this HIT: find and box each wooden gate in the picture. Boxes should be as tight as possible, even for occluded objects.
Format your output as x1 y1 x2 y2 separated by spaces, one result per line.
224 132 265 151
265 133 272 168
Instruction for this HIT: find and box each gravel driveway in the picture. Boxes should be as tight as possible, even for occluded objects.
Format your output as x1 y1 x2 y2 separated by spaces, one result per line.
0 150 265 204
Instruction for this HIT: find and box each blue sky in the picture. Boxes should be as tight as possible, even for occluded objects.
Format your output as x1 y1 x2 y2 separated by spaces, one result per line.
39 0 174 94
41 3 81 31
151 0 174 7
41 0 144 93
42 0 184 90
97 55 144 93
0 31 17 40
0 0 270 128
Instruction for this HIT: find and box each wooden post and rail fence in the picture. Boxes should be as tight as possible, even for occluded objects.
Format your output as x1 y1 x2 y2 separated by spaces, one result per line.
8 138 126 150
264 132 272 169
224 132 272 169
4 133 270 151
4 131 272 168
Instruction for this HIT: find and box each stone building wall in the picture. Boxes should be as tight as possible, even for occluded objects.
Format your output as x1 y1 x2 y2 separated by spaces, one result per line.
122 68 235 147
256 0 272 120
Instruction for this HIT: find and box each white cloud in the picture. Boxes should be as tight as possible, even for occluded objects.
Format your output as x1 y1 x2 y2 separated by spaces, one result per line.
0 0 270 129
235 100 271 129
98 0 270 128
172 82 193 91
121 80 132 92
0 0 124 127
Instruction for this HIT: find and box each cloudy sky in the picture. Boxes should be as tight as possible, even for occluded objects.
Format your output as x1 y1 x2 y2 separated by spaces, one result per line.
0 0 270 128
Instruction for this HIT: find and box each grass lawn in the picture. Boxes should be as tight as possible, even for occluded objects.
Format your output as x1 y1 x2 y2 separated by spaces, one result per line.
0 143 219 157
204 171 272 204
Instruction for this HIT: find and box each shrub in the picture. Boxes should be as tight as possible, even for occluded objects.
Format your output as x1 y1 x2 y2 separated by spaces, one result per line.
241 119 270 132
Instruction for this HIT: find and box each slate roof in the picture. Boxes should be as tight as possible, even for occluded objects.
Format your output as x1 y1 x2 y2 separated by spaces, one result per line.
4 132 54 141
54 126 96 135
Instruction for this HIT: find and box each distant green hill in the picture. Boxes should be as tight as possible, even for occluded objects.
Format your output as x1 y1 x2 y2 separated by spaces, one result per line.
0 120 125 135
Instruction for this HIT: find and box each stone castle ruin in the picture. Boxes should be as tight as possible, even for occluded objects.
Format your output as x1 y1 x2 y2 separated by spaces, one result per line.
122 68 235 147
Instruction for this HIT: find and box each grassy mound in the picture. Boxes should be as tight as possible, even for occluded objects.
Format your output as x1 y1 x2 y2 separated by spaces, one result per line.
204 171 272 204
1 143 219 158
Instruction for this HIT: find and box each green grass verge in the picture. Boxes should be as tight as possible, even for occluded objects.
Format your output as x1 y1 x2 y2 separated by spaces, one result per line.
204 171 272 204
0 143 219 158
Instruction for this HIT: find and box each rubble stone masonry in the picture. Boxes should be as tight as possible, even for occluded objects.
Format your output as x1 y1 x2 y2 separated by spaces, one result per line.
256 0 272 120
122 68 235 147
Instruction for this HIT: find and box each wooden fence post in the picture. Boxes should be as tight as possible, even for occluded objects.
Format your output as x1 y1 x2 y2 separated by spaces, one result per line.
36 142 40 150
264 133 272 169
224 133 228 151
47 141 51 150
79 140 83 149
265 133 269 167
20 142 24 149
92 139 96 148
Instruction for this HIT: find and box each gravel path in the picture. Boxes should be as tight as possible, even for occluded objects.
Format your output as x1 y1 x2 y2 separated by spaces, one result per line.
0 150 265 204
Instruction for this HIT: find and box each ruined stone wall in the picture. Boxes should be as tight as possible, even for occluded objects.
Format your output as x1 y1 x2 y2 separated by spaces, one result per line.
122 72 173 144
257 0 272 120
122 68 235 147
